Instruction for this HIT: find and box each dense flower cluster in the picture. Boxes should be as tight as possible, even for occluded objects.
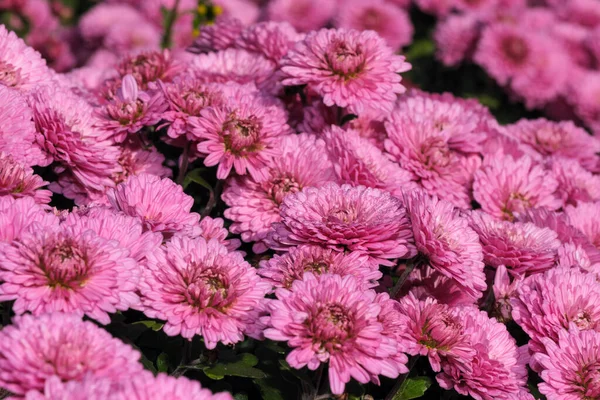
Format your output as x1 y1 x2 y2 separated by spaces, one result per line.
0 1 598 399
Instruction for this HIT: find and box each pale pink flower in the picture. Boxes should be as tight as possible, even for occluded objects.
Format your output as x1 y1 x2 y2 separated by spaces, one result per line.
235 21 303 63
222 134 333 252
141 236 270 348
0 196 58 244
188 17 243 54
107 173 200 236
263 273 407 395
23 374 112 400
550 157 600 206
266 183 416 266
492 264 523 321
212 0 260 26
473 154 561 221
281 28 411 115
434 14 480 67
414 0 453 16
267 0 336 32
196 216 241 252
0 153 51 204
0 313 142 395
111 143 171 186
342 111 387 149
258 245 381 289
116 49 183 90
565 202 600 252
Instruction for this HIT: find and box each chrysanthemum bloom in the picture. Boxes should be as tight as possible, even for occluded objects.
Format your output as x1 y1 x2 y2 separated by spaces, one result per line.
324 126 415 197
473 154 561 221
212 0 260 25
0 25 54 91
188 17 244 54
504 119 600 173
102 18 161 54
0 313 142 395
342 110 387 149
492 265 523 322
0 85 45 166
263 273 406 395
267 0 336 32
266 183 416 266
62 206 162 262
556 242 600 278
403 191 486 300
107 173 199 236
511 267 600 354
567 70 600 138
22 374 112 400
159 78 226 140
533 328 600 400
222 134 333 252
434 14 479 67
396 293 474 371
235 21 303 63
111 143 171 185
259 245 381 289
97 74 167 143
190 90 291 181
0 153 51 204
565 202 600 252
437 306 528 400
190 49 277 93
414 0 453 16
335 0 413 50
550 157 600 206
469 211 560 277
280 28 411 115
116 49 183 90
0 223 141 324
374 292 411 377
0 196 58 243
141 236 270 348
195 216 241 252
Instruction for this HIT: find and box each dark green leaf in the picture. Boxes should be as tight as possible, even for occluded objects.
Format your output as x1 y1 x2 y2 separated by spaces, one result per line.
234 394 249 400
183 168 211 191
132 320 164 331
393 377 432 400
156 353 169 373
254 378 287 400
405 39 435 61
203 353 267 379
139 353 157 374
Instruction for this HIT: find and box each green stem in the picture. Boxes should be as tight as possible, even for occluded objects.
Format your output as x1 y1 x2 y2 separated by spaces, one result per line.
172 339 193 377
384 356 419 400
162 0 181 49
313 364 325 399
176 142 190 186
389 259 417 298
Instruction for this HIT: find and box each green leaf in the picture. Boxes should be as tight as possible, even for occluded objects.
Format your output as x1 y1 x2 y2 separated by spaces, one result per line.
156 353 170 373
139 353 157 374
254 378 286 400
233 394 249 400
203 353 267 380
132 320 164 331
183 168 212 191
393 377 432 400
405 39 435 61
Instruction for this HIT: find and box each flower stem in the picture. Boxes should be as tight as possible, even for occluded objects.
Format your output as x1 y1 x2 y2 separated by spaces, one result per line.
1 302 10 326
313 364 325 399
162 0 181 49
172 339 193 377
384 356 419 400
389 259 417 298
176 142 190 186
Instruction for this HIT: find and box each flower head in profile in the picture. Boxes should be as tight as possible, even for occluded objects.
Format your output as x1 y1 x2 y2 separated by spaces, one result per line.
0 224 140 324
473 154 561 221
470 211 561 277
223 134 334 252
0 153 51 205
236 21 303 63
0 313 142 395
263 273 407 395
141 236 270 348
403 191 486 300
281 28 411 115
550 157 600 207
533 329 600 400
266 183 416 266
258 245 381 289
116 49 182 89
492 265 523 322
107 173 200 236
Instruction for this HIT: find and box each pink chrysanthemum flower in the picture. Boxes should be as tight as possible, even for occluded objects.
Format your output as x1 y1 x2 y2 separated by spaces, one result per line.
266 183 416 266
188 16 244 54
267 0 336 32
107 173 199 236
141 236 270 348
492 264 523 322
22 374 112 400
550 157 600 206
0 196 58 243
222 134 332 252
195 216 241 252
434 14 479 67
190 90 291 181
235 21 303 63
437 306 528 400
470 211 560 277
504 119 600 173
511 267 600 354
374 293 411 378
557 242 600 277
403 191 487 300
335 0 413 50
0 85 45 166
473 154 561 221
0 313 142 395
533 328 600 400
414 0 453 16
0 224 141 324
565 202 600 252
116 49 183 90
258 244 381 289
343 110 387 149
0 25 53 91
280 28 411 115
111 143 171 185
324 126 415 197
97 74 167 142
212 0 260 26
0 153 51 204
159 78 226 140
396 292 474 371
263 273 407 395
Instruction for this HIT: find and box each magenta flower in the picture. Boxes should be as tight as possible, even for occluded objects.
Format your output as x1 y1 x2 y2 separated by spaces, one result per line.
222 134 333 252
111 142 172 186
0 196 58 243
258 244 381 289
565 202 600 252
473 154 561 221
533 329 600 400
141 236 270 348
23 374 112 400
404 191 486 300
0 313 142 395
511 267 600 354
324 126 415 197
116 50 182 89
0 153 51 205
280 28 411 115
492 265 524 322
550 157 600 206
434 14 479 67
189 16 244 54
266 183 416 266
107 173 200 236
236 21 303 63
470 211 561 277
263 273 407 395
267 0 336 32
196 216 241 252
